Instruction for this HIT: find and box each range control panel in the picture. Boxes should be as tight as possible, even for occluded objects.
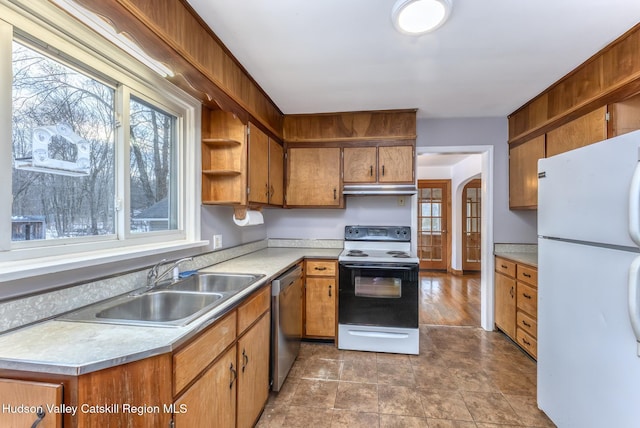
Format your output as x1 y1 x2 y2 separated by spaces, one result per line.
344 225 411 242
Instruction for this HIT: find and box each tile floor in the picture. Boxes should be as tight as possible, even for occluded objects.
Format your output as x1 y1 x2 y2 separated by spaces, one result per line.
256 325 555 427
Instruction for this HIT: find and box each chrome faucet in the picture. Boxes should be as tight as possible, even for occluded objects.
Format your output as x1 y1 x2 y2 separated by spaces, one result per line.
145 257 194 290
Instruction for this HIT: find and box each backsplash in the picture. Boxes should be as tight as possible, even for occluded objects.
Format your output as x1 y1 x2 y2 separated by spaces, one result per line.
0 240 266 334
0 239 343 334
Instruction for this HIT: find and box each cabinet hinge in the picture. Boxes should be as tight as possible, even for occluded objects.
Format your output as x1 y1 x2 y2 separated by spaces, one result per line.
605 111 610 122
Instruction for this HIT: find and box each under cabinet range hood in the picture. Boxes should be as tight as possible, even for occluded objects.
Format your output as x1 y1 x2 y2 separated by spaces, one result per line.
342 184 417 195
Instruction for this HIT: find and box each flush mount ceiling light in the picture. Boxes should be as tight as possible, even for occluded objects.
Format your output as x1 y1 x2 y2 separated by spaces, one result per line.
392 0 452 35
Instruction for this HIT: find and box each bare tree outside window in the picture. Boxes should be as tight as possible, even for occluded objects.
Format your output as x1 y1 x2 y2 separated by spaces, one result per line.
11 41 177 241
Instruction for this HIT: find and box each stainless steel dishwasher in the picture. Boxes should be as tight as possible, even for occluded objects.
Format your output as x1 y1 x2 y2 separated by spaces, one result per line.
271 263 303 391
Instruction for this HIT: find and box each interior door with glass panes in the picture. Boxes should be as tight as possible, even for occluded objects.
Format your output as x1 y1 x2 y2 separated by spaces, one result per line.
418 180 450 270
462 179 481 271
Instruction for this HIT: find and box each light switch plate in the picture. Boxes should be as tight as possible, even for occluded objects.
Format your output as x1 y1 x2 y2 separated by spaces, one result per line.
213 234 222 249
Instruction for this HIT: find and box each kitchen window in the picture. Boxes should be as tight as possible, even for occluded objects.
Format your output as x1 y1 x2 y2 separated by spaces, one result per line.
0 5 202 280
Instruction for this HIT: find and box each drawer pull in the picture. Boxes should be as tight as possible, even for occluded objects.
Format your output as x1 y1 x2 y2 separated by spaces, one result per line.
501 264 508 269
229 363 237 389
242 349 249 372
30 406 46 428
522 320 532 328
315 266 327 271
510 286 514 298
522 337 531 346
523 272 531 278
522 293 532 299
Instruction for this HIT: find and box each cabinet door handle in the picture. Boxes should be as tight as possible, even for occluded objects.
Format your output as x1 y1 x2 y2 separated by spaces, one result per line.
523 293 532 299
242 349 249 372
229 363 237 389
328 285 332 297
369 165 373 176
270 185 275 197
510 286 514 298
382 165 385 176
265 183 269 197
333 188 337 200
30 407 46 428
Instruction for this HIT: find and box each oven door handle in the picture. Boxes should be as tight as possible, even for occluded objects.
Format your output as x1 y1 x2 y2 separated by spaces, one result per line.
341 264 416 270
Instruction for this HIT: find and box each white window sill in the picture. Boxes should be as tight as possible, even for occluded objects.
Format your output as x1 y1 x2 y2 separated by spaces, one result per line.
0 240 209 282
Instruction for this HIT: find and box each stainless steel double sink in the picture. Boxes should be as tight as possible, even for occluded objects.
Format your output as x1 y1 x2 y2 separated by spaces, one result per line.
58 273 264 327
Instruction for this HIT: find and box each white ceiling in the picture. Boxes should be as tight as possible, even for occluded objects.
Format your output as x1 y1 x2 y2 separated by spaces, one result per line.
187 0 640 119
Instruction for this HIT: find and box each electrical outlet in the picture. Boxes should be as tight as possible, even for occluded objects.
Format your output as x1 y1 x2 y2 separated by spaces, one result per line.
398 196 406 206
213 234 222 249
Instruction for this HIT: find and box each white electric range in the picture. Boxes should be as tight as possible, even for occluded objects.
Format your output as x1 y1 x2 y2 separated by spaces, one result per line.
338 225 419 355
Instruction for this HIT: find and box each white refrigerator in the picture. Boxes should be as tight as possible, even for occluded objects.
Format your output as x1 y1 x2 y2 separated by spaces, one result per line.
538 130 640 427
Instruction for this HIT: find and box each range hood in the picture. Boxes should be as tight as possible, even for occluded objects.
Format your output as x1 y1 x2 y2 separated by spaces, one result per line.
342 184 417 195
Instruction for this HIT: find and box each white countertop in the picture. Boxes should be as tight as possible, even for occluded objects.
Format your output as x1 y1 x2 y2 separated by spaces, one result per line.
494 251 538 267
0 247 340 376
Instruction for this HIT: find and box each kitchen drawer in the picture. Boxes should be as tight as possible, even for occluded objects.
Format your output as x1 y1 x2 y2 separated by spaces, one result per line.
517 310 537 338
173 311 237 396
516 282 538 316
516 327 537 359
306 260 337 277
495 257 516 277
237 285 271 335
517 265 537 287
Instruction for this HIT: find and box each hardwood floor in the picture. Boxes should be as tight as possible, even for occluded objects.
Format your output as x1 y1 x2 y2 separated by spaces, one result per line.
419 271 481 327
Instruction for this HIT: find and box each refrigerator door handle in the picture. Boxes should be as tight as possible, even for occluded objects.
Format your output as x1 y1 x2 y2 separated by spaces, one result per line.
628 160 640 247
627 256 640 351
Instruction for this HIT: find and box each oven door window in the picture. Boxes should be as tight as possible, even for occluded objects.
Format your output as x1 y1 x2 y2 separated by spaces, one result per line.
355 276 401 298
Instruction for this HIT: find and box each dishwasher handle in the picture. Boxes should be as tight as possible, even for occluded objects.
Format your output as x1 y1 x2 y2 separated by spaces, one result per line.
272 264 303 295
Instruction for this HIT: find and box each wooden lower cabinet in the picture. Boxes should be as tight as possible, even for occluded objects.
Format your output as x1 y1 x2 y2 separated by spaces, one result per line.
304 260 337 339
237 313 270 428
0 285 272 428
494 256 538 359
0 379 63 428
174 347 237 428
494 266 516 339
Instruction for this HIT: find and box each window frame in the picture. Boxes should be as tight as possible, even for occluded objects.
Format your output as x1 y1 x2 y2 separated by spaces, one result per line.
0 1 204 281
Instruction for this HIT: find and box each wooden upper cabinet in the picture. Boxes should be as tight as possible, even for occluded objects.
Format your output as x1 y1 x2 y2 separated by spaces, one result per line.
344 145 414 184
283 110 416 142
508 23 640 145
378 145 414 183
286 147 342 207
608 92 640 137
269 139 284 206
248 123 270 204
509 135 545 210
546 106 607 157
344 147 377 183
